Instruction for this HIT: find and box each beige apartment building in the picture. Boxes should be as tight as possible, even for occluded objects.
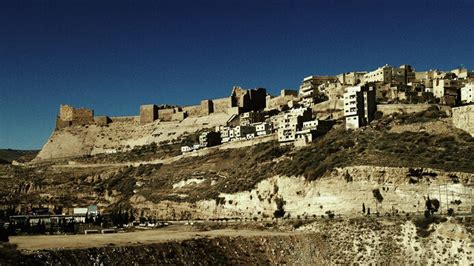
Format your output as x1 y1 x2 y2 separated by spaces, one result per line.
364 64 415 85
343 85 376 129
364 65 392 83
277 107 312 144
433 76 462 106
299 75 337 98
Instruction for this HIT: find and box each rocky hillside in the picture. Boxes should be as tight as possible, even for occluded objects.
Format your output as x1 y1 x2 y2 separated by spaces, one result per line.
3 217 472 265
1 110 473 221
0 149 38 164
35 113 231 161
1 109 473 264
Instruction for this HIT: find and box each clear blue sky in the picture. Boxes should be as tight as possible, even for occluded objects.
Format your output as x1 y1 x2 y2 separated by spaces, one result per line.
1 0 473 149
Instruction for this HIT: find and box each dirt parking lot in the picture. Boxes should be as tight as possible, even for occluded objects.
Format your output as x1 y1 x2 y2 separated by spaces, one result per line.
10 226 300 251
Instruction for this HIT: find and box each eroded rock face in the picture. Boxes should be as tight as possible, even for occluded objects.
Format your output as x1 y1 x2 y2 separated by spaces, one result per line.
298 217 473 265
131 166 473 220
453 105 474 136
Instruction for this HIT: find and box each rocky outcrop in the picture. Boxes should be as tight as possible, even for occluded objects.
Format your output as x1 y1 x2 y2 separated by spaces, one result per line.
131 166 473 220
452 105 474 136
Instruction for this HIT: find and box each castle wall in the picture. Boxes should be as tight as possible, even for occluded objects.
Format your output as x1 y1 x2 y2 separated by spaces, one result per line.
182 104 204 117
59 105 74 121
57 105 94 128
71 108 94 125
200 100 213 115
230 87 267 112
56 118 71 129
110 116 139 123
453 105 474 136
212 97 232 113
171 112 186 121
94 116 111 126
227 107 241 116
158 108 175 121
140 104 158 125
266 90 298 111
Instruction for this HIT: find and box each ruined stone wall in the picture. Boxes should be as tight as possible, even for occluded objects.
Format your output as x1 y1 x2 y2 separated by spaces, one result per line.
94 116 111 126
230 87 267 113
453 105 474 136
158 108 175 121
200 100 213 115
71 108 94 125
110 116 139 123
212 97 231 113
183 104 204 117
57 105 94 128
140 105 158 125
59 105 74 121
266 94 298 111
55 118 71 129
231 87 250 109
171 112 186 121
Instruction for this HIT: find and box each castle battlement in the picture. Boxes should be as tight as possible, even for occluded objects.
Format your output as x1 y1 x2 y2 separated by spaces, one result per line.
56 86 269 128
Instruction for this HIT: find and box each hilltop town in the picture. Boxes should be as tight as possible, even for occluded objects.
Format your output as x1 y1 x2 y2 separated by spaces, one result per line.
1 64 473 264
35 64 473 161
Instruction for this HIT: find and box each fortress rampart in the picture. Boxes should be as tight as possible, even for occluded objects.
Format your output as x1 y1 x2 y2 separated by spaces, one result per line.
139 86 267 125
56 105 95 129
55 86 268 128
265 89 299 111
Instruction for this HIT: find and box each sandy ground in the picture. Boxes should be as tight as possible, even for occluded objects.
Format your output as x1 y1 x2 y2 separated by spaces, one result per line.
11 226 300 251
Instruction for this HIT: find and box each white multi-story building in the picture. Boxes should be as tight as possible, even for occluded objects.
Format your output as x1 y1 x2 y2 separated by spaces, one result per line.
461 83 474 104
229 126 255 140
240 111 265 126
294 119 335 147
302 120 318 130
217 126 231 142
344 85 376 129
277 108 312 144
277 114 302 143
254 122 273 136
451 67 472 79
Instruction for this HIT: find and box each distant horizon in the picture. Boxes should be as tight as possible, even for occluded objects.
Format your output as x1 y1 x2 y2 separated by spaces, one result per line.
1 0 473 150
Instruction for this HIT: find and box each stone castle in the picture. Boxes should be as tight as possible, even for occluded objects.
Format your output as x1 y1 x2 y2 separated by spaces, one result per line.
55 86 277 129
